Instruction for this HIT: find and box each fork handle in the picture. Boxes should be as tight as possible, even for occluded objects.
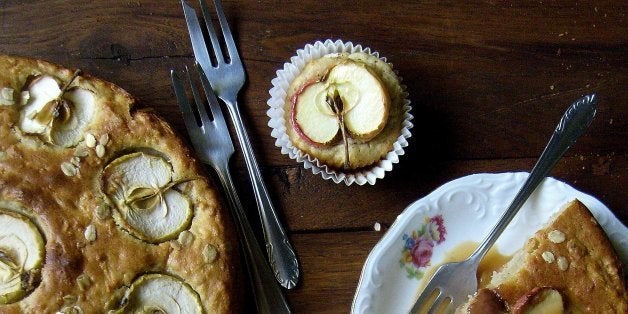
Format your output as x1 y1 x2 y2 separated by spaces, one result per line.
224 101 300 289
214 161 292 314
469 94 597 264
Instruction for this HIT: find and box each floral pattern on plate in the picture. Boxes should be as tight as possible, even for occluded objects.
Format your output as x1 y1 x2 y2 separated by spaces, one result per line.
400 215 446 279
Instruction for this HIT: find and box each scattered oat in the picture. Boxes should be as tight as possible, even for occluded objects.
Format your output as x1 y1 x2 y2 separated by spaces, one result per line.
558 33 565 37
61 162 78 177
178 230 195 247
609 118 613 125
202 244 218 263
557 256 569 271
62 294 77 306
170 240 182 250
85 133 96 148
95 144 105 158
58 305 83 314
542 251 555 263
549 85 554 90
525 238 539 253
374 222 382 232
74 146 89 158
76 274 91 291
20 90 30 106
70 156 81 167
84 224 97 242
548 230 565 243
99 133 110 146
0 87 14 106
94 203 111 220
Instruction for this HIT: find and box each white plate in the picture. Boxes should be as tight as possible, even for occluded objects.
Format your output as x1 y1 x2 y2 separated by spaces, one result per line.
352 172 627 314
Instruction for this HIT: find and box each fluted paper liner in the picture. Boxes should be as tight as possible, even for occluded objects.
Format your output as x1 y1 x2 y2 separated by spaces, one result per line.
267 39 413 185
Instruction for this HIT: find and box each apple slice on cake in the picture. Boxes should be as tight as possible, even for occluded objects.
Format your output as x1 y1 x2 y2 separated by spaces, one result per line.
291 61 390 146
112 273 202 313
102 152 193 243
19 73 96 147
0 209 44 304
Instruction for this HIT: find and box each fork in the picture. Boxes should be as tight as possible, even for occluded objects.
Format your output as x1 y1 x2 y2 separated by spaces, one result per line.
181 0 299 289
409 94 597 313
172 65 291 314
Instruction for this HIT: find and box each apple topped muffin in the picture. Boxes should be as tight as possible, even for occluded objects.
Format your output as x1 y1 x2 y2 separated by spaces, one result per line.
284 51 407 171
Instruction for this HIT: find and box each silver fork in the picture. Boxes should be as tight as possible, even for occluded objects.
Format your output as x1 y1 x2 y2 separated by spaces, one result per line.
172 65 291 314
409 94 597 313
181 0 299 289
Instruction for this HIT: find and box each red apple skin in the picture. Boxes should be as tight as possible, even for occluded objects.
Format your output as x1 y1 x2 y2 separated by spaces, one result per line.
290 79 330 147
511 287 564 314
467 288 507 314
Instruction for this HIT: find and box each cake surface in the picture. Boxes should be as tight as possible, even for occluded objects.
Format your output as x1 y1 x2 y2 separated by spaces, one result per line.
459 200 626 313
284 52 405 170
0 55 239 313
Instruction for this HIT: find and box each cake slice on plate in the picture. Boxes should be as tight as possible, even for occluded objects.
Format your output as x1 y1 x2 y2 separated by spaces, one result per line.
458 200 626 313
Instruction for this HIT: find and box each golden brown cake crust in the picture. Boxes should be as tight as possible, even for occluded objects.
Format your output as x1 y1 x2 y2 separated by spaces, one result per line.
0 55 239 313
284 52 405 170
489 200 627 313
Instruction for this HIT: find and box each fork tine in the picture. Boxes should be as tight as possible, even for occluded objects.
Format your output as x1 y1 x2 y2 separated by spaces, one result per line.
193 62 228 128
213 0 241 64
426 291 447 314
171 70 201 131
181 0 213 70
183 66 212 125
198 0 225 64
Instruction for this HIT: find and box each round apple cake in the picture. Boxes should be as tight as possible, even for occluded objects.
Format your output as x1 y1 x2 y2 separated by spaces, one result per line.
284 51 407 171
0 55 239 313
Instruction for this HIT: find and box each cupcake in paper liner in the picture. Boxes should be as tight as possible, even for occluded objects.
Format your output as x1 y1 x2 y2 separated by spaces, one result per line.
267 39 413 185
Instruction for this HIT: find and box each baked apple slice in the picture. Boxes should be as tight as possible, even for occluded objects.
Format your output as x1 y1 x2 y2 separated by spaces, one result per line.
102 152 193 243
292 61 390 145
18 73 95 147
0 209 44 304
512 287 564 314
114 274 202 313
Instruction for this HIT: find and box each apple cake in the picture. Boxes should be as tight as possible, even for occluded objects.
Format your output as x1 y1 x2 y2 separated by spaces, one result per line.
457 200 627 313
284 52 406 170
0 55 239 313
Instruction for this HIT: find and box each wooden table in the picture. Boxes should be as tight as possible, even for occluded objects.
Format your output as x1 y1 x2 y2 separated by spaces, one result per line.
2 1 625 312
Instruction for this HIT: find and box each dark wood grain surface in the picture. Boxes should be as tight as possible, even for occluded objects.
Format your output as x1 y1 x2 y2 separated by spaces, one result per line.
1 1 626 312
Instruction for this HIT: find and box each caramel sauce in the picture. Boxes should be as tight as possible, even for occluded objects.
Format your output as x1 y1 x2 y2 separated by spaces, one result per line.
413 241 511 313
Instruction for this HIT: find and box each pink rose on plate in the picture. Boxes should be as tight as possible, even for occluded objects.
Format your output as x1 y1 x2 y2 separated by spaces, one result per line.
411 237 434 268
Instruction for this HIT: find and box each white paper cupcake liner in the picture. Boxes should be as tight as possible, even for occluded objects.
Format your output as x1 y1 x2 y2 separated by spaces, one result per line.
267 39 413 185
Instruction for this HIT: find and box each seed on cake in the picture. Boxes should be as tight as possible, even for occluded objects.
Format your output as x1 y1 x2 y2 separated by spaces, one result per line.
541 251 555 263
61 162 78 176
99 133 110 146
19 90 30 106
85 133 97 147
557 256 569 271
70 156 81 166
0 87 15 106
202 244 218 263
62 294 77 305
94 204 111 220
548 230 566 243
74 146 89 157
84 224 97 242
178 230 195 247
95 144 105 158
76 274 92 291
